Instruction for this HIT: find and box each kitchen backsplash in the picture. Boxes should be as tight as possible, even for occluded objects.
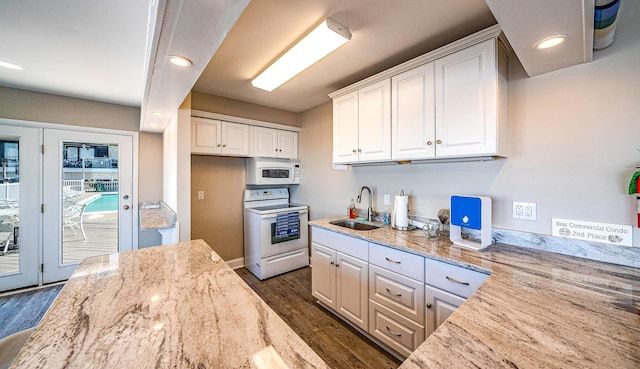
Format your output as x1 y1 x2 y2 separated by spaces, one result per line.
408 215 639 269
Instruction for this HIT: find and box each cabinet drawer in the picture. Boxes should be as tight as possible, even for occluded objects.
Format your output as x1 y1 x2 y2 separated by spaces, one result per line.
369 300 425 358
369 243 424 282
369 265 424 324
311 227 368 260
425 259 488 298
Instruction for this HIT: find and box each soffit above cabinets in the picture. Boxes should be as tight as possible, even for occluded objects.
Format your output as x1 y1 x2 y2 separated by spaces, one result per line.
484 0 594 77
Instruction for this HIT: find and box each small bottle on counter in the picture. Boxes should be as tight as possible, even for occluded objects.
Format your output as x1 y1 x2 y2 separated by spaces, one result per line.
383 207 390 225
349 198 357 219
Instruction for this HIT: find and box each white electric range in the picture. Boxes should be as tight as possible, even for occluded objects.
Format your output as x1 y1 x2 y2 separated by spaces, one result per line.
243 188 309 280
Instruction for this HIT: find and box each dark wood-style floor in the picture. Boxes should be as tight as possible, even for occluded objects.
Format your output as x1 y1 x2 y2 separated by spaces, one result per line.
236 267 402 369
0 284 62 340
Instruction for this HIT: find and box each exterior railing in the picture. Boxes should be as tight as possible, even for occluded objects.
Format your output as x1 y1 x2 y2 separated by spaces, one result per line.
0 183 19 201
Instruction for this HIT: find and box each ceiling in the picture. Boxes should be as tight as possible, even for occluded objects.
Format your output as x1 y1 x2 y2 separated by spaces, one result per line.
0 0 595 133
0 0 151 107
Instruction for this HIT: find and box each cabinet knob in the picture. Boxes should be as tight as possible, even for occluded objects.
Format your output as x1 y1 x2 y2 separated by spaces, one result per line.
352 149 357 153
357 148 362 152
222 144 227 148
330 261 335 265
426 141 432 145
426 303 432 309
217 144 221 147
436 139 442 144
335 263 340 267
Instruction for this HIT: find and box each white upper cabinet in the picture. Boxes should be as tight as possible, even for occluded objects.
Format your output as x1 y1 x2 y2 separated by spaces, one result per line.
330 26 509 164
392 63 435 160
251 127 298 159
191 117 249 156
358 79 392 162
332 79 391 164
191 118 222 154
332 91 359 163
434 39 505 158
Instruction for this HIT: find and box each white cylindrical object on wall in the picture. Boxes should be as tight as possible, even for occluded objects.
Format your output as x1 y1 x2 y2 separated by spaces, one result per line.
393 195 409 228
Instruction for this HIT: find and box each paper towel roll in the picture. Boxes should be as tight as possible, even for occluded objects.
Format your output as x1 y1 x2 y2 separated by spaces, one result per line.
393 195 409 228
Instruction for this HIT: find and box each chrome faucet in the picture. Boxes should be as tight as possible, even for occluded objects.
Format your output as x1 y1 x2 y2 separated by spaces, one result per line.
356 186 373 222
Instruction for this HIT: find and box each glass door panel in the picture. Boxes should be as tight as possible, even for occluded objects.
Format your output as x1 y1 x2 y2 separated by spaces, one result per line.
43 130 133 283
0 125 39 292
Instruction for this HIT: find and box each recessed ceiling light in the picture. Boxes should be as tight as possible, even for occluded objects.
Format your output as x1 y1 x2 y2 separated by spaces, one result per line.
167 55 192 67
150 123 161 128
533 35 569 49
151 112 164 117
0 60 23 70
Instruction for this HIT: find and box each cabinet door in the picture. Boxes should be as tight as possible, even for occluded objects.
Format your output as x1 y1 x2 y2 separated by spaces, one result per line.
425 285 465 337
278 130 298 159
252 126 278 157
392 63 435 160
221 121 250 156
332 91 359 164
191 118 221 154
435 39 497 157
336 252 368 330
311 243 337 309
358 79 391 162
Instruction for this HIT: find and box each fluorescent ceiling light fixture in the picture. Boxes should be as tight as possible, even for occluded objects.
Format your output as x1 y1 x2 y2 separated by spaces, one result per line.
0 60 23 70
252 18 351 92
533 35 569 49
167 55 192 67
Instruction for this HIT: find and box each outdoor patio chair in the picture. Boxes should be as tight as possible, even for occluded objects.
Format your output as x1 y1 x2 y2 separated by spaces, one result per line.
63 200 89 240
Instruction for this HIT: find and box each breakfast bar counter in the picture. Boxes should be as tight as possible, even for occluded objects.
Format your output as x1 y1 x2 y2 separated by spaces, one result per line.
310 217 640 369
10 240 329 369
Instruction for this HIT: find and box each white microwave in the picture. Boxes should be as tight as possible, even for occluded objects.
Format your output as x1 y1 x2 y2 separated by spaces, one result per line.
246 158 301 185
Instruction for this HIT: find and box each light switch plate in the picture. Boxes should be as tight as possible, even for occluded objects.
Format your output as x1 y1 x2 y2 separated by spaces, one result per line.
197 191 205 200
513 201 536 220
383 194 391 205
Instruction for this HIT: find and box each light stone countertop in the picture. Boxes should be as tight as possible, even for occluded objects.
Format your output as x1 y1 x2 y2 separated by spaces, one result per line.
10 240 329 369
310 217 640 369
139 201 177 230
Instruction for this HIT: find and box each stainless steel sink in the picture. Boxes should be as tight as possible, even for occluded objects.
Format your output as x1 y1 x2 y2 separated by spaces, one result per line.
329 219 380 231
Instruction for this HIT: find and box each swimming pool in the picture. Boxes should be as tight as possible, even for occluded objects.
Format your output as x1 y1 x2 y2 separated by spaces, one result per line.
86 193 118 213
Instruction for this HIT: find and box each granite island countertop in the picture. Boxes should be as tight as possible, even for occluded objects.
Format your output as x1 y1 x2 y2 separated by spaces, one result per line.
10 240 329 369
310 217 640 369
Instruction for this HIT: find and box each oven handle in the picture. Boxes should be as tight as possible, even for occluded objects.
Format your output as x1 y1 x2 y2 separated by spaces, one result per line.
260 209 308 220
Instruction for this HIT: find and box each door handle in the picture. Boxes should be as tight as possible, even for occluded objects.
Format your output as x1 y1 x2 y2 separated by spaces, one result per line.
122 205 130 210
122 195 129 200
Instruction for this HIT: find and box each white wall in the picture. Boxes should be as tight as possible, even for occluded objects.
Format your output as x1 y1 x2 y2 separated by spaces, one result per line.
292 1 640 246
162 94 192 242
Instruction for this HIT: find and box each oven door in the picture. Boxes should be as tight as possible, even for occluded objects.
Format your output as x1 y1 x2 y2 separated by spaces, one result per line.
259 209 308 258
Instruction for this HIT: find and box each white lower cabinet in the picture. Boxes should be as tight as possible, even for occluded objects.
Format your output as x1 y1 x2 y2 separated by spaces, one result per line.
311 240 368 331
311 227 489 359
424 258 489 337
369 300 424 358
425 285 465 336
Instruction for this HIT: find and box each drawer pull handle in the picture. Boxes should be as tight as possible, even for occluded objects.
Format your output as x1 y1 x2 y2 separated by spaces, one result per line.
385 326 402 337
385 288 402 297
330 261 334 265
445 275 470 286
385 257 401 264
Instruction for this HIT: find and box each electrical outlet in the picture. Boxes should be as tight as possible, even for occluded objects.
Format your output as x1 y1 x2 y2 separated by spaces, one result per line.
383 194 391 205
197 191 205 200
513 201 536 220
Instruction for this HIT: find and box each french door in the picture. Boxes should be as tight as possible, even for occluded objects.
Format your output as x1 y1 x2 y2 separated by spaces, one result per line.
0 126 40 291
0 124 136 291
42 130 134 283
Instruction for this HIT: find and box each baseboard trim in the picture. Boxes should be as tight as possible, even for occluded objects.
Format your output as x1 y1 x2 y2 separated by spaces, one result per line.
226 257 245 270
